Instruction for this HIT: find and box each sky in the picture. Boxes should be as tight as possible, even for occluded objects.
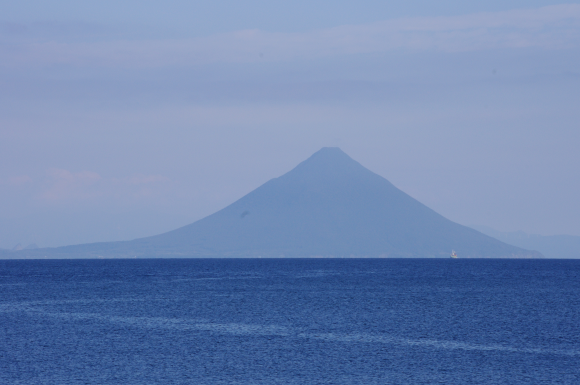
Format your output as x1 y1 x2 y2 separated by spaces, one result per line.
1 1 580 249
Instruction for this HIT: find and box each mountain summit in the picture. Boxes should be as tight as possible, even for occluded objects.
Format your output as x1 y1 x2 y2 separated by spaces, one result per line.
9 147 541 258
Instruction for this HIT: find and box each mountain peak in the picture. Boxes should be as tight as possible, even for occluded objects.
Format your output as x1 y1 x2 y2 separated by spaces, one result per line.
311 146 348 157
303 147 354 164
285 147 371 184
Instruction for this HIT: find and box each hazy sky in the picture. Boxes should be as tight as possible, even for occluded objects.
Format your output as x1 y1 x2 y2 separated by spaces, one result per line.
1 1 580 248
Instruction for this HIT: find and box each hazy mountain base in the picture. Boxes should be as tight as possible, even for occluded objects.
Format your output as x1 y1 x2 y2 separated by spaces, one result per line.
473 226 580 259
1 246 541 259
3 148 543 259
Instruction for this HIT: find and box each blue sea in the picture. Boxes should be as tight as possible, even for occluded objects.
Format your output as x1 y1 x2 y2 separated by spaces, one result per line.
1 259 579 384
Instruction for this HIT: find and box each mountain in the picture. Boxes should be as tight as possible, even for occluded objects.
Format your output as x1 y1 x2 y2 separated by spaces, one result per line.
473 226 580 259
7 148 542 258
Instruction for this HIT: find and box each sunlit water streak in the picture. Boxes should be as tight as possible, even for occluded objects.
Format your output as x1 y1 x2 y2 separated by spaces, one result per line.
2 300 579 358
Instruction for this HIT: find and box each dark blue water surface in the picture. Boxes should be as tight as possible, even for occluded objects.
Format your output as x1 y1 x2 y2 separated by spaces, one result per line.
1 259 579 384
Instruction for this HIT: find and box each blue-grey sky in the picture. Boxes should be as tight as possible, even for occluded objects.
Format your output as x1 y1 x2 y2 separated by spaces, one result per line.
1 1 580 248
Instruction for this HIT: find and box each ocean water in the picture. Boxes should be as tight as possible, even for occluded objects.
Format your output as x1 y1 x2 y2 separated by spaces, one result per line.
1 259 579 384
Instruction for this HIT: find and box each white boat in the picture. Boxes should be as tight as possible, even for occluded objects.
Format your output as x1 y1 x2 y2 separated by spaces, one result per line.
450 250 458 258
